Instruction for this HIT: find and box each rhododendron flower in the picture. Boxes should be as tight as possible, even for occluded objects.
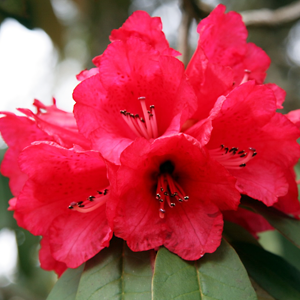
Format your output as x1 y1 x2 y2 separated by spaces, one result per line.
186 81 300 212
15 142 112 272
73 13 197 164
0 100 109 275
107 134 240 260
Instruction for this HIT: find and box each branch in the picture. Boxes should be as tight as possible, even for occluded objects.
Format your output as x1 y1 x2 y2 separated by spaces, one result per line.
185 0 300 27
241 0 300 26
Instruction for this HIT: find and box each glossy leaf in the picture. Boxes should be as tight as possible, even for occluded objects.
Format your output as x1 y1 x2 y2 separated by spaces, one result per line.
75 237 152 300
152 239 257 300
46 264 85 300
233 242 300 300
242 198 300 248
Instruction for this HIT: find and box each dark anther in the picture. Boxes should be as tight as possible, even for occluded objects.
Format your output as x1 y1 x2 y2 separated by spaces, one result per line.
150 105 155 109
141 118 145 123
171 203 176 207
159 160 175 174
160 187 164 192
240 153 247 158
156 193 161 199
184 196 189 200
224 147 229 154
68 205 74 209
239 163 246 167
220 144 224 149
120 110 126 114
159 199 164 202
88 196 95 201
252 152 257 157
238 150 245 154
178 198 183 202
97 191 102 194
164 192 169 196
229 147 238 153
77 201 83 205
104 189 108 195
135 114 139 118
78 204 85 208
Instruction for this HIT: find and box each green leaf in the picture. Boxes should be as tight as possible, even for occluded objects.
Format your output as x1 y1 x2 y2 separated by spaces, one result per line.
47 264 85 300
223 221 261 246
250 278 275 300
242 198 300 249
152 239 257 300
233 241 300 300
75 237 152 300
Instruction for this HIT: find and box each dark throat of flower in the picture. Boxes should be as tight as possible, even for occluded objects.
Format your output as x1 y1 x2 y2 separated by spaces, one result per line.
68 187 109 213
120 96 158 139
156 160 189 219
209 145 257 169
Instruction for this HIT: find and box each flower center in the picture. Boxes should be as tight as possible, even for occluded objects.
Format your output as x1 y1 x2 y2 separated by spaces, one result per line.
120 96 158 139
68 188 109 213
156 160 189 219
209 145 257 169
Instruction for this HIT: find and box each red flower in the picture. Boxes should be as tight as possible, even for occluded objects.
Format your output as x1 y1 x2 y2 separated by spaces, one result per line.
0 100 110 274
186 82 300 211
16 142 112 270
73 12 197 164
107 134 240 260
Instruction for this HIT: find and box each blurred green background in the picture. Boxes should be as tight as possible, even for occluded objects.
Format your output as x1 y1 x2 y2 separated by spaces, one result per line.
1 0 300 299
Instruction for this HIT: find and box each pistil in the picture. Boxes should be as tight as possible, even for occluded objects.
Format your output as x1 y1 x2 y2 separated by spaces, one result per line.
156 173 189 219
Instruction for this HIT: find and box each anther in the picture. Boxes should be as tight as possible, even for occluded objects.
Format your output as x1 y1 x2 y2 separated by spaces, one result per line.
104 189 108 195
77 201 83 205
88 196 95 201
252 152 257 157
240 163 246 167
184 196 189 200
170 203 176 207
68 205 74 209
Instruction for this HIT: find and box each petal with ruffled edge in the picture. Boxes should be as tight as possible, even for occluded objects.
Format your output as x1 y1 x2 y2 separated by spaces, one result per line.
274 168 300 215
50 208 112 268
196 4 269 84
107 134 240 260
39 236 67 276
18 99 90 149
109 10 179 57
0 112 52 195
186 46 234 121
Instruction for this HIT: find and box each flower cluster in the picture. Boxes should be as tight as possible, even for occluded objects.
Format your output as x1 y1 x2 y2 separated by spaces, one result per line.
1 5 300 275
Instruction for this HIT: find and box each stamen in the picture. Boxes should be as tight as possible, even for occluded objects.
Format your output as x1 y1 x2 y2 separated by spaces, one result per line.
155 172 188 219
68 187 109 213
209 144 257 169
121 97 159 139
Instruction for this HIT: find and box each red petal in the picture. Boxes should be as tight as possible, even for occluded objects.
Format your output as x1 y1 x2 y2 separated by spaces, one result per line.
50 208 112 268
39 236 67 276
110 10 179 56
